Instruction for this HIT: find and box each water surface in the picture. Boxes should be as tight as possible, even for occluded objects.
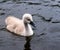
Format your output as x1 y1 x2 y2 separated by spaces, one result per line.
0 0 60 50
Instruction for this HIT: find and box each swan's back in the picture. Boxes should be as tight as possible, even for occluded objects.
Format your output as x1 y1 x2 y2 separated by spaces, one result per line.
5 16 22 25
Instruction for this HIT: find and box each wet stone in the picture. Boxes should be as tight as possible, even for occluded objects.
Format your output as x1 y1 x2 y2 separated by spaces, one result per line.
0 8 2 10
0 13 5 15
58 1 60 3
0 0 7 3
28 2 42 5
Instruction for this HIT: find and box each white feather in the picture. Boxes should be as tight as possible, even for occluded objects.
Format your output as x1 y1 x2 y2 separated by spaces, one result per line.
5 13 34 36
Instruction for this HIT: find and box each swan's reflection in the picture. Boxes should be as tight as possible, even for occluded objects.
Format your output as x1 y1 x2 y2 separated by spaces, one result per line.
24 36 32 50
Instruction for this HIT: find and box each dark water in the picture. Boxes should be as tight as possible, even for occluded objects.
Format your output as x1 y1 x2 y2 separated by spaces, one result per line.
0 0 60 50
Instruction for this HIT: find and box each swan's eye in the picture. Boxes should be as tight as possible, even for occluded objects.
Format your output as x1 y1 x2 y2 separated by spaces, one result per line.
27 19 30 21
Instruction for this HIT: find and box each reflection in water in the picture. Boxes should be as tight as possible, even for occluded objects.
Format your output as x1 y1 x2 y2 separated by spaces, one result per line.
24 36 32 50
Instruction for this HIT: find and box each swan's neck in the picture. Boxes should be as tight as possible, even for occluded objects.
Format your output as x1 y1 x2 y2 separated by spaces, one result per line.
24 23 33 36
24 23 29 30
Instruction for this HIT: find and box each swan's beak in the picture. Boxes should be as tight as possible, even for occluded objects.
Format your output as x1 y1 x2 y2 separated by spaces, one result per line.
30 21 36 27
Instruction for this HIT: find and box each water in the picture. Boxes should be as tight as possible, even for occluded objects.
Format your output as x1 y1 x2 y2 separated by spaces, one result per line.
0 0 60 50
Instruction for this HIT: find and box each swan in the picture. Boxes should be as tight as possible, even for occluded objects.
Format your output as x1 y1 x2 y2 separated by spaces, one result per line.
5 13 35 36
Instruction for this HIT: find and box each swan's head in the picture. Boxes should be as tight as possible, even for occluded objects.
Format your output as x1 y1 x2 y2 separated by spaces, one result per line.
22 13 35 27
